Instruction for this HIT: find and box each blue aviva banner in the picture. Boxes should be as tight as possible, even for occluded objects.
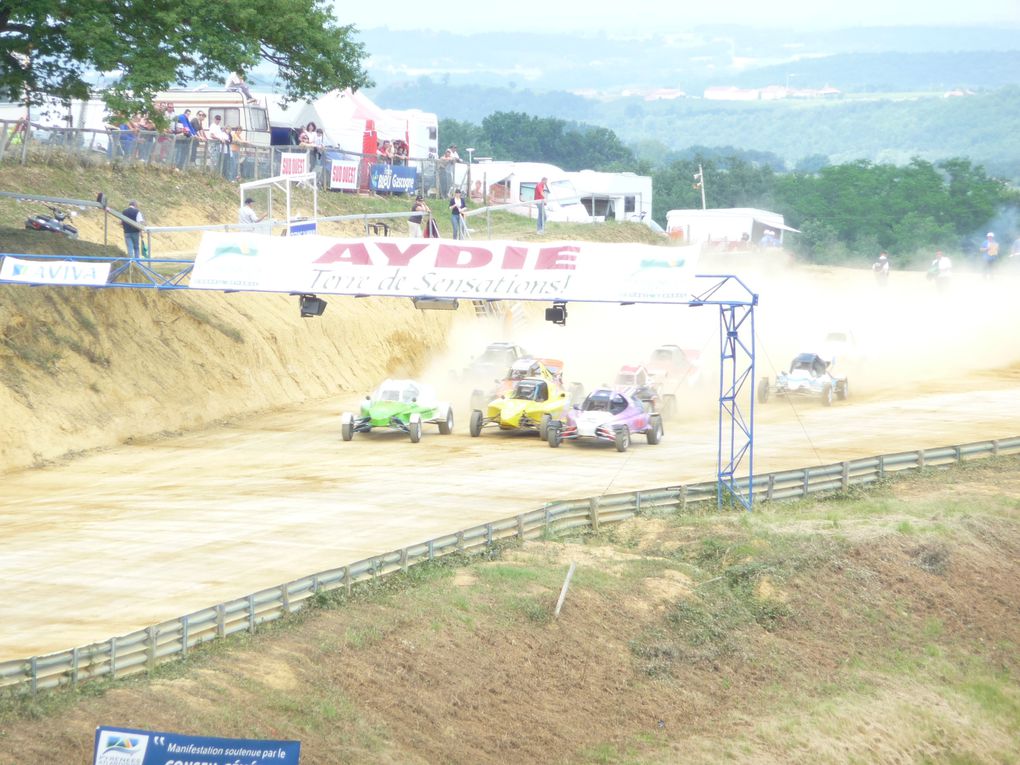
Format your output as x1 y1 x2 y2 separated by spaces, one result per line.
93 726 300 764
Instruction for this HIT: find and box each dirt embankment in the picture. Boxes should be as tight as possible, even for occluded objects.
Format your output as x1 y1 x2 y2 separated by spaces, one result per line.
0 284 464 473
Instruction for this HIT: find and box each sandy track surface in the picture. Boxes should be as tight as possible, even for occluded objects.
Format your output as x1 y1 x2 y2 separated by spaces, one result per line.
2 374 1019 660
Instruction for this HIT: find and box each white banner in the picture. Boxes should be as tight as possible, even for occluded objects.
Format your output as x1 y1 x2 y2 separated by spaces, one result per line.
190 233 700 304
1 256 111 286
280 153 308 176
329 160 360 190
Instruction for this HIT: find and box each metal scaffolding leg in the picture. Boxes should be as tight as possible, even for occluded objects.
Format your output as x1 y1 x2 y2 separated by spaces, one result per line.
717 302 756 510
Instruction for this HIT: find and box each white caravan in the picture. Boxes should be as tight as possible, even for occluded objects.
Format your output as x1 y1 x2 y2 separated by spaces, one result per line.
462 160 592 223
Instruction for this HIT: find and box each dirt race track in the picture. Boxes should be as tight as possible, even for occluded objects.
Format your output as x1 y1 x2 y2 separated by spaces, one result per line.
2 259 1020 662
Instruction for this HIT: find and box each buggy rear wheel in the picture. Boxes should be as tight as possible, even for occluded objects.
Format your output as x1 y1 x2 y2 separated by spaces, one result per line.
409 414 422 443
757 378 770 404
438 408 454 435
547 423 562 448
836 379 849 401
341 414 354 442
539 413 552 440
646 414 663 445
469 410 483 437
821 383 833 407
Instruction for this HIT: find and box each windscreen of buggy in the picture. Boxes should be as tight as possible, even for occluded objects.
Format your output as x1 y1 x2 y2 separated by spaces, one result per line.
512 381 545 400
583 391 613 411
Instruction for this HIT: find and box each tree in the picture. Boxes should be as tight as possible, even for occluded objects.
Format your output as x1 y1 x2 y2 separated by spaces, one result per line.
0 0 371 118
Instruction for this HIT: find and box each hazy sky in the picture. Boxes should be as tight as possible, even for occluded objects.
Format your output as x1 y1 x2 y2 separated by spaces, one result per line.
336 0 1019 34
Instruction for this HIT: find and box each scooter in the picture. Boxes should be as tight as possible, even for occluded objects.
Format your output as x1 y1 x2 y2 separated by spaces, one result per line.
24 204 79 238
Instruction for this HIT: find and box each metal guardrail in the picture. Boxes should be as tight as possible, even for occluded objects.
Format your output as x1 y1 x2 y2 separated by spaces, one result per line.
2 435 1018 694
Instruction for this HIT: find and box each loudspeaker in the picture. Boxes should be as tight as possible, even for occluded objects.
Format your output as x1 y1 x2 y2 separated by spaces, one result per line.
545 303 567 325
299 295 327 317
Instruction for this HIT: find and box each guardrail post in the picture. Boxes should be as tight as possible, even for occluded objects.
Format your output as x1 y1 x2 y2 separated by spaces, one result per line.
109 638 117 680
954 445 962 463
456 531 465 551
344 566 352 596
71 647 79 688
766 474 775 502
635 491 642 515
589 497 601 533
282 583 291 614
216 604 226 638
400 548 408 572
486 524 494 547
182 617 189 658
427 540 435 560
248 594 256 633
992 439 1000 456
918 449 925 469
517 515 525 539
30 657 38 694
878 455 885 480
147 626 157 672
841 462 850 491
679 486 688 514
802 470 810 497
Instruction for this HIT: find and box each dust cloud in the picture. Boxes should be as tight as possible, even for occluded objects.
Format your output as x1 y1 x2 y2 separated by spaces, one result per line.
415 252 1020 414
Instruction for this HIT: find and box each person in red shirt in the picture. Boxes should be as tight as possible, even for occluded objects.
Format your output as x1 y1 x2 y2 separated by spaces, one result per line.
535 176 549 233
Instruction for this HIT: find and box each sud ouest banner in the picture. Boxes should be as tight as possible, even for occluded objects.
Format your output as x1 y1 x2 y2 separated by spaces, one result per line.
369 163 417 195
93 726 300 764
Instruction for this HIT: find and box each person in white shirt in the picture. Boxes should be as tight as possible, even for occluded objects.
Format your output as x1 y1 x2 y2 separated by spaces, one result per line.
239 198 264 226
225 72 256 102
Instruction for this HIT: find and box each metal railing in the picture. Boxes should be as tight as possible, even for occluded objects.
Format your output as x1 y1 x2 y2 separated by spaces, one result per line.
0 119 451 197
2 435 1017 695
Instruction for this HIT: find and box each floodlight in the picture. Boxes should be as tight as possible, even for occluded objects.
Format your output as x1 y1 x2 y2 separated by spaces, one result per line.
299 294 327 318
413 297 460 311
545 302 567 326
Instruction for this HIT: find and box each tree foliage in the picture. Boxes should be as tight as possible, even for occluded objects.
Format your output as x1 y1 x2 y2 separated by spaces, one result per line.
438 111 634 171
0 0 371 118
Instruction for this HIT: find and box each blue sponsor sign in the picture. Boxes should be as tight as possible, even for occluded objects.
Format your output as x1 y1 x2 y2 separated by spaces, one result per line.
93 726 300 764
288 220 317 236
369 163 417 195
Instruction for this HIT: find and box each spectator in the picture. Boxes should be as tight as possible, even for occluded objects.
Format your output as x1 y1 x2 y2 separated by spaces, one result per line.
174 108 196 170
408 195 429 237
449 189 467 239
228 125 249 180
225 72 257 103
378 140 393 163
927 250 952 291
239 197 264 226
447 144 461 161
189 111 206 165
872 251 890 286
979 232 999 278
206 114 229 173
535 176 549 234
121 200 145 259
438 149 455 197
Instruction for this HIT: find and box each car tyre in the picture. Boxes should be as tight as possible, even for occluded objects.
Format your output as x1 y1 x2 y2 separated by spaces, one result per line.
340 413 354 442
438 408 454 435
539 413 552 440
836 379 849 401
547 423 562 448
409 413 422 443
615 425 630 452
757 378 770 404
821 383 833 407
646 414 663 445
469 409 483 437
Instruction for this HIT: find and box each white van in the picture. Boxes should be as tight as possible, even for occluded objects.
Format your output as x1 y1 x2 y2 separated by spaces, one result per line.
154 89 271 147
